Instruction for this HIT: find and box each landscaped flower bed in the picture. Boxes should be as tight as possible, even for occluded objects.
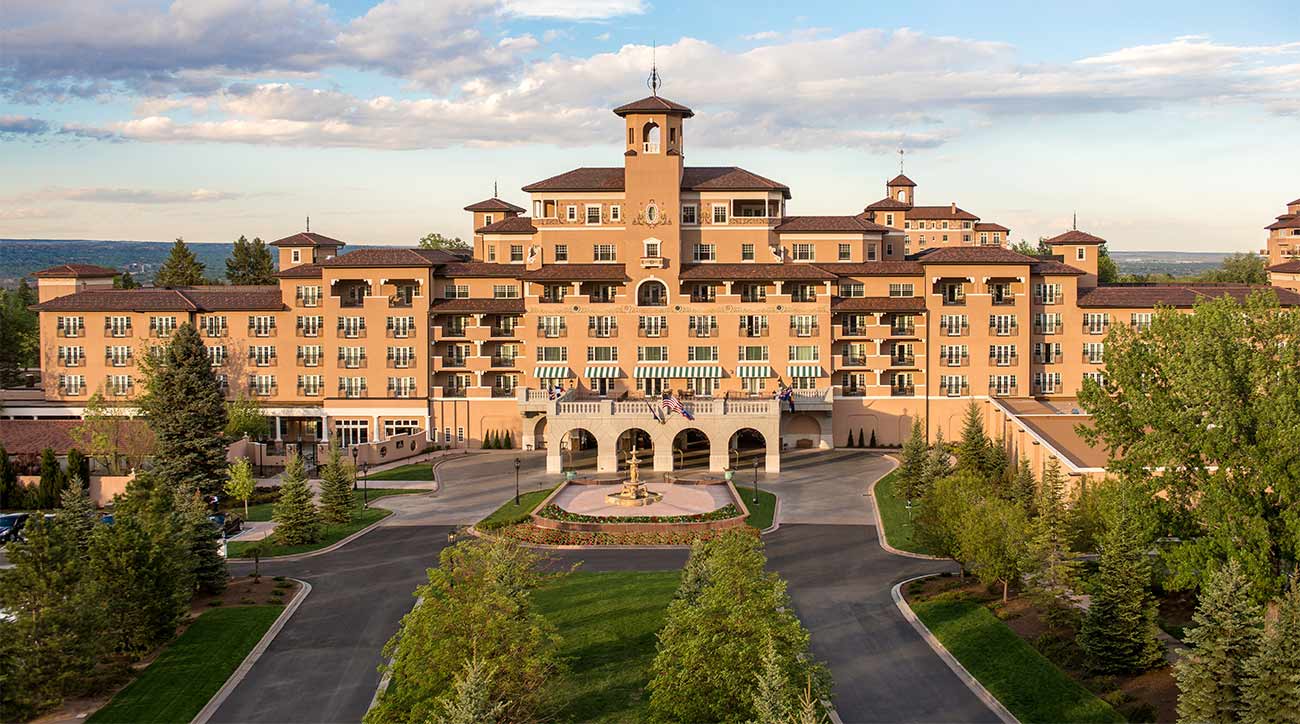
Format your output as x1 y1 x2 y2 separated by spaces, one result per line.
535 503 740 524
493 522 758 546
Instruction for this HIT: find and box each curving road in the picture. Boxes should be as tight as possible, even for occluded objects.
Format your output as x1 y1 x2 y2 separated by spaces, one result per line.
209 450 997 724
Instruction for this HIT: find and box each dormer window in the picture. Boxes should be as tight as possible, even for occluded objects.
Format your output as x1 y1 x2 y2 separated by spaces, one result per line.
1076 247 1086 261
291 249 301 263
484 214 494 225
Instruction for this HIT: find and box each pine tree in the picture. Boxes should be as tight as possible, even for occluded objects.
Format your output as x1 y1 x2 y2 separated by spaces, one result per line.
1012 456 1037 515
37 447 64 508
57 475 98 552
792 675 829 724
869 429 877 448
226 235 277 285
1175 560 1265 724
1024 459 1081 628
114 271 140 289
751 635 794 724
1241 575 1300 724
956 401 990 476
0 443 18 509
484 431 496 449
154 237 207 287
1078 487 1164 673
433 655 507 724
317 443 356 525
983 435 1010 491
273 455 321 545
66 448 90 486
139 323 229 495
897 418 929 502
924 429 953 486
845 430 856 448
87 512 191 658
504 431 513 449
179 489 227 594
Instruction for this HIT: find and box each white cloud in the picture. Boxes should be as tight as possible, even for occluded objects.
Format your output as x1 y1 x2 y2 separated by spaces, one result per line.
0 114 50 134
743 31 780 41
11 187 246 204
594 32 611 42
502 0 645 19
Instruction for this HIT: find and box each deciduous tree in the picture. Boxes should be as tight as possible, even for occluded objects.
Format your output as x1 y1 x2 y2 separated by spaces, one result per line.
225 457 257 518
418 232 469 253
958 496 1028 602
916 472 989 570
224 395 271 440
1175 560 1264 724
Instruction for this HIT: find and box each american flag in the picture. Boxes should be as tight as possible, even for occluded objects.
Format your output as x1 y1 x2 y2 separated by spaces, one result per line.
661 394 695 421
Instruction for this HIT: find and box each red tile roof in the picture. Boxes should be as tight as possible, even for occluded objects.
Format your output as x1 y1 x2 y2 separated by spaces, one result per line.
1267 260 1300 273
678 264 837 281
464 197 525 213
612 95 694 118
888 174 917 187
974 222 1010 232
269 232 346 248
831 296 926 312
1077 284 1300 308
907 205 980 221
1030 260 1086 276
1045 229 1107 245
1266 214 1300 230
31 263 118 278
429 298 525 314
437 262 523 278
522 264 629 281
275 263 323 279
521 166 791 198
0 419 154 457
476 216 538 234
811 261 925 276
33 286 285 312
318 248 459 268
1288 198 1300 206
919 247 1036 265
864 198 912 211
774 216 893 233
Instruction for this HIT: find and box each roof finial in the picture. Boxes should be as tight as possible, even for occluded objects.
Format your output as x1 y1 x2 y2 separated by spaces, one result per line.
493 180 498 198
306 215 310 233
1072 212 1077 231
898 147 905 175
647 42 661 96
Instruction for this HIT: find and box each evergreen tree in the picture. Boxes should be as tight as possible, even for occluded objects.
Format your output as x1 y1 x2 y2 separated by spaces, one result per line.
273 455 321 545
1012 456 1037 515
869 429 877 448
225 235 277 285
504 431 513 449
87 513 190 658
983 435 1010 491
0 516 103 721
897 418 929 502
154 237 207 287
792 676 829 724
432 656 507 724
956 401 990 476
751 635 794 724
0 283 39 386
114 270 140 289
924 429 953 486
225 457 257 519
0 442 18 509
1078 487 1164 674
857 428 865 448
139 323 229 495
317 443 356 525
37 447 64 508
178 489 227 594
845 430 856 448
1175 560 1264 724
57 475 98 552
1241 575 1300 724
66 448 90 486
1024 459 1082 628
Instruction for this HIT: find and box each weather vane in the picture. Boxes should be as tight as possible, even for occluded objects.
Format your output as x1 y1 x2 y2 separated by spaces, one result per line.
647 41 661 95
898 147 905 175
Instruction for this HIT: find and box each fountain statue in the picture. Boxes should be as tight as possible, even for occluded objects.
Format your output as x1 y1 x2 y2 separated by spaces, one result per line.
604 445 663 507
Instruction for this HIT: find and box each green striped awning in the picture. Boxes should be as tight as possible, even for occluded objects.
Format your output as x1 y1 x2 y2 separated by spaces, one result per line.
533 366 572 379
786 365 824 378
583 366 624 379
634 365 724 379
736 365 771 378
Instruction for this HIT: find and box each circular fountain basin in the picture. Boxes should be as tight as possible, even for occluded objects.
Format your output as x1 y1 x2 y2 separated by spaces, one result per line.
555 482 732 518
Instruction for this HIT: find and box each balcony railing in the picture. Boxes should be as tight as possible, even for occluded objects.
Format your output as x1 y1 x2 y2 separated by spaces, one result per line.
688 325 718 338
442 356 468 368
891 385 915 397
491 387 516 398
890 355 916 367
738 324 769 338
490 326 518 338
1084 322 1110 335
889 324 916 337
636 326 666 338
990 352 1019 367
491 356 518 367
939 323 969 337
939 354 970 367
790 323 819 337
590 324 619 338
943 384 971 397
989 321 1019 336
840 354 868 367
537 325 567 338
988 383 1019 397
388 295 413 308
840 324 868 337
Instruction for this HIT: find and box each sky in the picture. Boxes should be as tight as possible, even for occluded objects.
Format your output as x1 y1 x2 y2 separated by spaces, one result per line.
1 0 1297 252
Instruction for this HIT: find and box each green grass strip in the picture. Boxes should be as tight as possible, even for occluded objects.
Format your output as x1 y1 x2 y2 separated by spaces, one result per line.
240 487 426 522
228 504 391 557
735 486 776 529
477 487 556 530
365 462 437 481
88 606 284 724
872 469 934 555
911 595 1124 724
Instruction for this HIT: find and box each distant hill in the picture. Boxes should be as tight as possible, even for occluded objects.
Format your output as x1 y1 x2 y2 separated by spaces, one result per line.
1107 250 1231 277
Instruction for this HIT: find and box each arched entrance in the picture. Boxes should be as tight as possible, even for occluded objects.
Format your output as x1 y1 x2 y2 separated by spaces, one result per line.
671 428 710 470
616 427 654 470
637 279 667 307
728 428 767 470
560 428 597 470
533 417 548 450
782 413 821 450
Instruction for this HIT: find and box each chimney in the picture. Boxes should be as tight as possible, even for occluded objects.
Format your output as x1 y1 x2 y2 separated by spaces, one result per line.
950 202 956 214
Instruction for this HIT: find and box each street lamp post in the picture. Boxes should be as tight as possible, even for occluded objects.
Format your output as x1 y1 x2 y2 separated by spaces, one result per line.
514 457 521 506
361 462 369 509
350 446 359 491
752 460 760 504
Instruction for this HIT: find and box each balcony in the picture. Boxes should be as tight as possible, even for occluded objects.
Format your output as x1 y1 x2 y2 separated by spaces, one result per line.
537 325 567 338
388 295 414 308
1032 323 1060 335
989 383 1019 397
939 354 970 368
689 292 716 304
790 323 819 338
688 325 717 338
491 387 517 398
840 354 869 367
1084 322 1110 335
739 324 769 338
1082 353 1104 365
440 326 467 338
636 326 666 338
442 386 468 398
490 326 519 338
641 256 666 269
338 357 367 369
989 322 1019 337
643 141 660 153
840 387 867 398
943 384 971 397
889 355 917 368
889 324 917 337
491 355 518 368
891 385 915 397
839 324 869 337
939 323 969 337
539 294 567 304
590 323 620 338
990 353 1019 367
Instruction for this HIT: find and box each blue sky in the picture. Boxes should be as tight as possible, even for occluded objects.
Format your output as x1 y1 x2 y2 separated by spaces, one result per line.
1 0 1297 251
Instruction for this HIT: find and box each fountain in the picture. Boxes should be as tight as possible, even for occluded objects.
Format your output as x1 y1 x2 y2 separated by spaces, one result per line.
604 446 664 507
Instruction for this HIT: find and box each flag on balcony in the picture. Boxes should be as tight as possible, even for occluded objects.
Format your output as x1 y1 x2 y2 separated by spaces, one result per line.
661 393 695 421
778 385 795 412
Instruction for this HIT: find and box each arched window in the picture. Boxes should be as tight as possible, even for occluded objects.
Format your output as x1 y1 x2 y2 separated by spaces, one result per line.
896 190 907 202
642 122 661 153
637 279 667 306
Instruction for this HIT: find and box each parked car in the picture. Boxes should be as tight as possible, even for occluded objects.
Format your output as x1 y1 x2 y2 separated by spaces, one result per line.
0 513 30 544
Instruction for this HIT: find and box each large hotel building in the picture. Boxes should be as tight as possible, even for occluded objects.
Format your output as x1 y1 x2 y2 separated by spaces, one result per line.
17 92 1300 477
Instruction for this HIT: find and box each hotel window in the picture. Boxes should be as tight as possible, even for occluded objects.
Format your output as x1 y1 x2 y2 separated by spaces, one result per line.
291 249 301 263
841 372 867 394
1034 342 1062 364
387 316 416 338
57 345 84 367
249 315 275 337
107 345 132 367
339 346 366 368
941 344 968 366
298 315 322 337
537 346 567 362
208 345 226 367
57 316 85 337
866 244 878 262
566 205 577 222
739 284 767 304
688 345 718 361
942 235 949 243
963 221 972 230
990 344 1017 366
1130 313 1152 330
298 374 323 396
510 245 524 262
643 239 661 259
693 244 716 262
1084 312 1110 335
388 377 417 398
788 345 819 362
588 283 616 303
712 204 728 224
389 346 415 368
687 377 719 396
742 376 767 395
742 243 755 261
739 314 768 336
593 244 617 261
690 284 716 303
990 374 1017 396
688 315 717 336
554 244 568 262
792 243 814 261
106 316 132 337
941 374 967 396
738 345 769 361
1034 372 1062 394
487 246 497 262
336 419 370 447
839 282 864 298
108 374 133 396
638 315 666 337
1084 342 1105 364
338 316 366 338
892 372 915 394
1034 313 1061 334
611 205 621 222
251 374 276 396
586 205 601 225
296 285 321 307
339 376 366 398
541 284 567 303
979 233 988 244
1034 283 1062 305
681 205 697 224
1083 371 1107 386
990 314 1017 336
493 374 518 395
496 343 519 362
492 284 519 299
444 284 469 299
457 427 465 443
483 214 494 225
838 243 851 261
298 345 322 367
885 242 893 256
885 213 894 226
1076 247 1086 261
59 374 86 396
888 283 914 298
942 221 950 230
790 284 817 303
538 316 565 337
638 346 669 362
791 315 817 337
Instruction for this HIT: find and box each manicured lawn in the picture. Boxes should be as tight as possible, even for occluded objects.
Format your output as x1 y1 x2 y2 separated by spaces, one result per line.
911 595 1124 724
477 487 556 530
872 469 933 555
366 461 436 481
736 485 776 530
88 606 283 724
534 571 681 723
240 487 427 522
228 503 394 557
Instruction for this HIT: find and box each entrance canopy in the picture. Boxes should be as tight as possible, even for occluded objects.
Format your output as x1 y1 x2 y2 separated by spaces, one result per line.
736 365 771 378
534 366 573 379
633 365 723 378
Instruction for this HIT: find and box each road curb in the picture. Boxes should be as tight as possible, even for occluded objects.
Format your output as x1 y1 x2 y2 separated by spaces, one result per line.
891 575 1019 724
191 578 313 724
867 455 945 561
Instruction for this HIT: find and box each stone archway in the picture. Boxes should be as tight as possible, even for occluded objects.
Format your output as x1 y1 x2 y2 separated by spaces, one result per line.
559 427 597 471
533 417 548 450
616 427 655 471
671 428 711 470
782 413 821 450
728 427 767 470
